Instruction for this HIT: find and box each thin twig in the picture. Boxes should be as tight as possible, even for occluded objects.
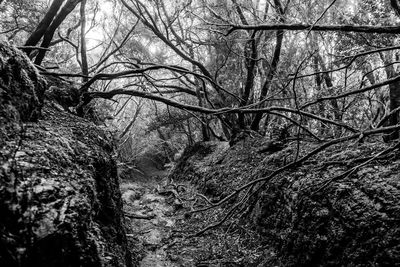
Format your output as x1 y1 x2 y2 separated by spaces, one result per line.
189 124 400 215
125 212 155 220
306 0 338 37
314 140 400 193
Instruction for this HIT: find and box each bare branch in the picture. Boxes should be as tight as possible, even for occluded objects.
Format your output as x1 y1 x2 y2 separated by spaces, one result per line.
227 23 400 35
190 124 400 214
301 74 400 109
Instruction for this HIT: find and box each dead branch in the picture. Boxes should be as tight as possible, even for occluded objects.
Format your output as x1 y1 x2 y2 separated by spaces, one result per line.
88 88 357 132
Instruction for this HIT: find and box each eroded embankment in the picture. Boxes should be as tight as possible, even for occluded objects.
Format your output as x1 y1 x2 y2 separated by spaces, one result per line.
120 152 269 266
169 139 400 266
0 42 132 266
120 156 193 267
122 179 180 267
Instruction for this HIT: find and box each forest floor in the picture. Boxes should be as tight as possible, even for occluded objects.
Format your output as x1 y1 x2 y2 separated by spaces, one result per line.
120 156 267 267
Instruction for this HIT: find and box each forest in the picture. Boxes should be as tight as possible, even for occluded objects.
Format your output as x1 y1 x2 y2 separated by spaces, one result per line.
1 0 400 266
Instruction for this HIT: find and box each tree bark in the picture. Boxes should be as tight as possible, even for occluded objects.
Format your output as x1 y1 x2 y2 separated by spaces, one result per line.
385 0 400 141
313 55 326 136
34 0 83 65
251 0 285 131
381 53 400 141
80 0 89 83
315 53 342 137
24 0 65 56
239 31 258 129
232 0 258 129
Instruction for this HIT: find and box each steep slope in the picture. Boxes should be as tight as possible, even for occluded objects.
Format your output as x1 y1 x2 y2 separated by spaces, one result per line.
0 42 133 266
170 138 400 266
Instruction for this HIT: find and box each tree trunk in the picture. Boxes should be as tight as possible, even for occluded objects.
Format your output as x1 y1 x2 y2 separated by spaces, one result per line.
80 0 89 83
380 53 400 141
34 0 82 65
362 63 386 126
251 0 285 131
239 31 258 129
232 0 258 129
189 46 211 141
156 128 175 162
315 53 342 137
186 119 194 146
24 0 65 56
119 104 142 140
313 55 326 136
250 28 284 131
386 0 400 140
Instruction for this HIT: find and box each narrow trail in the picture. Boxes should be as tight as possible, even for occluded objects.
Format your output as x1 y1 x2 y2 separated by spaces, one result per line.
119 156 263 266
120 157 194 267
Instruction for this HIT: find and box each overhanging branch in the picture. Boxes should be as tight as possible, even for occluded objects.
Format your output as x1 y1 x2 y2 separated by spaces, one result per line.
227 23 400 35
87 89 356 131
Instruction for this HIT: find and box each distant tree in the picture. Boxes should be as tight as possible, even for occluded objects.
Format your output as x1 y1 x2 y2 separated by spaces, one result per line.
0 0 47 42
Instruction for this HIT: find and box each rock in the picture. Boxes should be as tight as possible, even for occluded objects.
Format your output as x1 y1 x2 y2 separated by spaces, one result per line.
253 147 400 266
0 41 46 123
170 138 400 266
45 85 80 111
169 141 229 192
122 189 142 203
0 43 134 267
257 141 284 154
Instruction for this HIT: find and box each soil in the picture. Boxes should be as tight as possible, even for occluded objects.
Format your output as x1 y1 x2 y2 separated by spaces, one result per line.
121 156 192 267
168 139 400 266
120 155 266 267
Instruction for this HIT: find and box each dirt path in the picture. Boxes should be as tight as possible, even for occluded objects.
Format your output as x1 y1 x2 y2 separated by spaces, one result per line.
120 156 194 267
121 181 178 266
120 156 265 266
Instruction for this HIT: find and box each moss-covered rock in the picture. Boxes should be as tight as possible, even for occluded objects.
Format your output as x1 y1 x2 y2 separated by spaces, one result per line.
169 141 230 197
170 138 400 266
0 42 133 267
254 142 400 266
0 42 46 122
